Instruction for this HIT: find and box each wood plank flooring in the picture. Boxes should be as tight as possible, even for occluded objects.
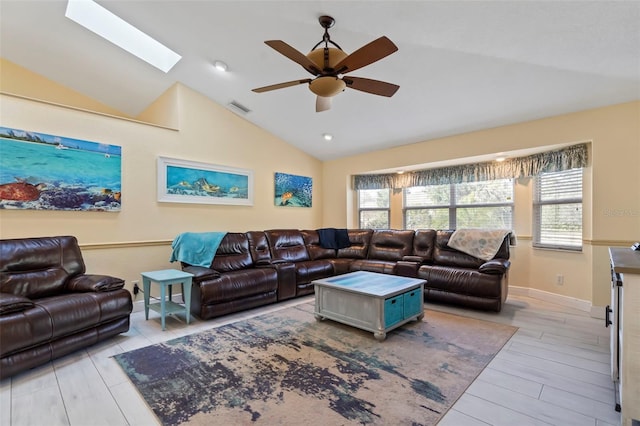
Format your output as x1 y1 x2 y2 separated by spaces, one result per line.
0 294 620 426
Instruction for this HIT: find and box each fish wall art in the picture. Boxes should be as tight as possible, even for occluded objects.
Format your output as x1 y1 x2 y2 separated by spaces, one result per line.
274 172 312 207
0 126 122 211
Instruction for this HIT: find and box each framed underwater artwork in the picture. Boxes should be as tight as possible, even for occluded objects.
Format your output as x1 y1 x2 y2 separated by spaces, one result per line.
157 156 253 206
0 126 122 211
274 172 312 207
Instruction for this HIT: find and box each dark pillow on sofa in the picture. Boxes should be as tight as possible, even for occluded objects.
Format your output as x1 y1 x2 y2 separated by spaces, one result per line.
478 259 510 275
66 274 125 292
0 293 35 315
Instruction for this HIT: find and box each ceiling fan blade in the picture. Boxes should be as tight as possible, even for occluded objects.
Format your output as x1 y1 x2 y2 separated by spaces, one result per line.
264 40 321 75
252 79 312 93
316 96 332 112
343 76 400 97
333 36 398 74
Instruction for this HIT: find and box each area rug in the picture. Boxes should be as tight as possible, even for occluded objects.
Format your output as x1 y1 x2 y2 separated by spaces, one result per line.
114 302 516 425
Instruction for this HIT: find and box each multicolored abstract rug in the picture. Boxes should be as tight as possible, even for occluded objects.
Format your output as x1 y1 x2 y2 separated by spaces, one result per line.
114 302 516 425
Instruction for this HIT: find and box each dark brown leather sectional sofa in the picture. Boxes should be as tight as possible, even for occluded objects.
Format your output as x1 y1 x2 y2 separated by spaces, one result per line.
0 236 133 379
182 229 511 320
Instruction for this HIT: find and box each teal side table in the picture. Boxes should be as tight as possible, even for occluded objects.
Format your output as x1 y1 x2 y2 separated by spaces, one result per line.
141 269 194 331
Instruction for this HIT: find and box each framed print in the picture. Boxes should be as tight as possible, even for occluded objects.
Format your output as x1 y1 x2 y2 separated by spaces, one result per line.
0 126 121 211
157 156 253 206
274 172 312 207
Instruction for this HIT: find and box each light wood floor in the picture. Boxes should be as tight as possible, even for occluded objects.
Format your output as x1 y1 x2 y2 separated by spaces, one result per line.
0 293 620 426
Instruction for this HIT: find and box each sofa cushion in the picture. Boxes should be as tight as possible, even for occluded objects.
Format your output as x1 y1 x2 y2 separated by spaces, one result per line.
413 229 436 263
0 293 34 315
337 229 373 259
301 230 336 260
265 230 310 262
432 230 485 269
0 236 85 299
367 230 414 261
211 233 254 272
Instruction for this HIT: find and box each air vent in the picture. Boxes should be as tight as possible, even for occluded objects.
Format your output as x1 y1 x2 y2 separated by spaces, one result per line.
227 101 251 115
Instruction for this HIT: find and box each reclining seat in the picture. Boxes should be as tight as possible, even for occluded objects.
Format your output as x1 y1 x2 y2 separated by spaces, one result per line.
265 230 334 297
350 230 415 274
417 230 510 312
183 232 278 320
0 236 132 379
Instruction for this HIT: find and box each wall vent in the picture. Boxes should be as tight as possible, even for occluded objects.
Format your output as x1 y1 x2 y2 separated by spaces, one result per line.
227 101 251 115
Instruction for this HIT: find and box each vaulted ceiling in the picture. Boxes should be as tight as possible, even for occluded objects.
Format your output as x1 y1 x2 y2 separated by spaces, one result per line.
1 1 638 161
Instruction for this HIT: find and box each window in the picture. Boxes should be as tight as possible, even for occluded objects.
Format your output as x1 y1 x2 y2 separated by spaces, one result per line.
404 179 514 229
533 169 583 250
358 189 390 229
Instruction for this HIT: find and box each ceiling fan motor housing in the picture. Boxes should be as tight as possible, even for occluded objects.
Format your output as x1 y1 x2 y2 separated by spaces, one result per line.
306 47 347 71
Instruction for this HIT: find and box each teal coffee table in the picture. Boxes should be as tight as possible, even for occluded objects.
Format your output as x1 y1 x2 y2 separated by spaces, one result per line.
313 271 425 341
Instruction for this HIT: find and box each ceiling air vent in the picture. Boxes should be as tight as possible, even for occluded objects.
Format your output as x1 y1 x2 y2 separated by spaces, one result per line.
227 101 251 115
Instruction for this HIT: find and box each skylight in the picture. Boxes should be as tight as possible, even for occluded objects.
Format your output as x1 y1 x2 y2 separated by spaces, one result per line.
65 0 181 73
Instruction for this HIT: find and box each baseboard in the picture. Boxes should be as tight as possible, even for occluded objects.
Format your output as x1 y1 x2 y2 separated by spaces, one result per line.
509 286 594 314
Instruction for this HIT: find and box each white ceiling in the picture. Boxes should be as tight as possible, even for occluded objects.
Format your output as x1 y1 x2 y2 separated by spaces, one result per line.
1 1 639 162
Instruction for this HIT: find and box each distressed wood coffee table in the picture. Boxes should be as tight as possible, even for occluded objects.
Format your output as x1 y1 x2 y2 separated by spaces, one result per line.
313 271 425 341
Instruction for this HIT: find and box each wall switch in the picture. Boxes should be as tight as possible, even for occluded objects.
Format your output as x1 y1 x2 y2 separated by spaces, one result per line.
556 275 564 285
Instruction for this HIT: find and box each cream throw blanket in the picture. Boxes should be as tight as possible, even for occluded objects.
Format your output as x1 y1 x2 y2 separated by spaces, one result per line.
447 229 514 261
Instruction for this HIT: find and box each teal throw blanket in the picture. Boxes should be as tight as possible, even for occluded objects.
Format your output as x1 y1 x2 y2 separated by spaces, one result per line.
169 232 227 267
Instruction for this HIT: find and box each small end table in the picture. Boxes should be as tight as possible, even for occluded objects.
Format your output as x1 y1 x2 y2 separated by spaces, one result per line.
141 269 194 331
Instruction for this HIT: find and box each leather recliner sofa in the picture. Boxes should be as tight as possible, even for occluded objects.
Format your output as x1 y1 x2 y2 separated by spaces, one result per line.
0 236 133 379
181 228 511 320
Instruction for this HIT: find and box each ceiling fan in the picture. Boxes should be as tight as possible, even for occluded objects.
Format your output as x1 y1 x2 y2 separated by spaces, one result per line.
252 15 400 112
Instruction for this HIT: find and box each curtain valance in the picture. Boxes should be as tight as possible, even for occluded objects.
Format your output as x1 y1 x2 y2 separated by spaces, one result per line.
353 143 588 190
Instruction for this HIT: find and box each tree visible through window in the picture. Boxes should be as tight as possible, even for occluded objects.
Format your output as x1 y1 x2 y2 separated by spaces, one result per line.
358 189 390 229
533 169 583 250
404 179 514 229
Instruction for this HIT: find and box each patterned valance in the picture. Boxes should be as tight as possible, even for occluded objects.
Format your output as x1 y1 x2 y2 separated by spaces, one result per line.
353 143 589 190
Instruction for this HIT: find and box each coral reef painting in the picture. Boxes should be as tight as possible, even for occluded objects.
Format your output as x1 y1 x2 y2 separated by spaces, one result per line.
274 172 312 207
0 126 121 211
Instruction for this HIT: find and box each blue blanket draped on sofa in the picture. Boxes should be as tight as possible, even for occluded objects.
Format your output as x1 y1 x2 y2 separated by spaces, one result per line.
169 232 227 267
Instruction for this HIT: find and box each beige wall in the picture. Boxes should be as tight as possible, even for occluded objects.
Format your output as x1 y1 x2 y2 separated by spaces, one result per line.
2 57 639 309
0 62 324 293
323 101 640 308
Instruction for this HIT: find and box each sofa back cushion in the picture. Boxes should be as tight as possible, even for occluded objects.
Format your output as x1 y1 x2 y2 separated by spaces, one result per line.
265 230 310 262
367 230 415 261
0 236 85 299
211 233 254 272
247 231 272 264
413 229 436 263
337 229 373 259
301 230 336 260
432 230 485 268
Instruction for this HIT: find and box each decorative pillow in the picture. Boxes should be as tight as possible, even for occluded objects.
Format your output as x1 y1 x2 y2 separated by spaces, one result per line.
0 293 35 315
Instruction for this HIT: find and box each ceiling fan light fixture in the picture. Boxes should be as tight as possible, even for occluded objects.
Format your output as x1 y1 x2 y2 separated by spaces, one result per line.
309 76 346 97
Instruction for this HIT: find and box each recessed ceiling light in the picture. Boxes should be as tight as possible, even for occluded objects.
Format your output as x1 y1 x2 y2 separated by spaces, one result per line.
323 133 333 141
214 60 228 72
65 0 181 73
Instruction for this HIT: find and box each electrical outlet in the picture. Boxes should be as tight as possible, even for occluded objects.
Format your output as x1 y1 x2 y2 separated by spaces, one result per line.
556 275 564 285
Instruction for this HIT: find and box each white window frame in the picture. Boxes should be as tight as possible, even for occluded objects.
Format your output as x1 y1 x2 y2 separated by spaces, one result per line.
533 168 583 251
403 179 514 230
358 189 390 229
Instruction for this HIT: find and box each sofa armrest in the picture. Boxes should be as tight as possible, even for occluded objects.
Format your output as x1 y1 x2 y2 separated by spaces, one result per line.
479 259 511 275
0 293 35 315
182 266 221 281
255 259 288 266
66 274 126 292
402 255 424 263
